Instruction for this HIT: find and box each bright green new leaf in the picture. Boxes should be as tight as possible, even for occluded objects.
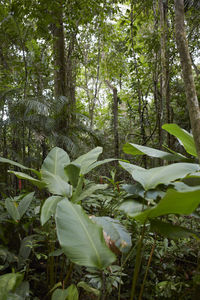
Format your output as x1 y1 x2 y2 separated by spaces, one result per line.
123 143 186 161
120 161 200 190
134 188 200 223
0 273 23 300
74 184 108 203
150 219 199 240
8 171 45 189
18 192 35 219
42 170 72 197
162 123 197 157
64 163 81 188
51 284 78 300
41 196 63 225
56 199 116 269
41 147 70 181
5 198 20 222
91 216 132 253
72 147 102 175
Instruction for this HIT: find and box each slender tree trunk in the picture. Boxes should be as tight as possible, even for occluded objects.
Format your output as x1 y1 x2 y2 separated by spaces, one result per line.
53 4 66 99
174 0 200 161
159 0 171 148
105 80 119 158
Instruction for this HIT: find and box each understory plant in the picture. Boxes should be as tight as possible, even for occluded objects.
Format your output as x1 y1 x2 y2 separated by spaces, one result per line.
0 146 131 299
118 123 200 299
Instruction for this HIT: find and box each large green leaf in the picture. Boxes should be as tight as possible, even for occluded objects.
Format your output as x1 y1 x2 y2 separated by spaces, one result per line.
41 147 70 181
162 123 197 157
8 171 45 189
123 143 186 161
56 199 116 269
134 188 200 223
150 219 199 240
41 196 63 225
5 198 20 222
64 163 81 188
120 161 200 190
42 170 72 197
18 192 35 219
91 216 132 253
73 184 108 203
72 147 102 175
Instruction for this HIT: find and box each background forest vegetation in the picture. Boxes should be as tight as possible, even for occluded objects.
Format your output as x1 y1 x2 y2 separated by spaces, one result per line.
1 0 200 299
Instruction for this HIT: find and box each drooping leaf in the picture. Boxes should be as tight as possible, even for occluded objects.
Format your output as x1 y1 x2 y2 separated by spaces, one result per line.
123 143 186 161
77 281 100 297
41 196 63 225
74 184 108 203
150 219 199 240
119 200 147 217
18 192 35 219
120 161 200 190
134 188 200 223
0 157 40 178
5 198 20 222
85 158 117 174
8 171 45 189
91 216 132 253
41 147 70 181
64 163 81 188
72 147 103 175
56 199 116 269
41 170 72 197
162 123 197 157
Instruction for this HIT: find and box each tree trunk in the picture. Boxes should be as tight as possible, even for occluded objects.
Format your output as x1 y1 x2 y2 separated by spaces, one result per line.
53 3 66 99
174 0 200 161
105 80 119 158
159 0 171 148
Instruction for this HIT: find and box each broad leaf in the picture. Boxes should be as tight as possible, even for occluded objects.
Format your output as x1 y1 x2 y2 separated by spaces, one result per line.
91 216 132 253
8 171 45 189
74 184 108 203
134 188 200 223
18 192 35 219
150 219 199 240
5 198 20 222
162 123 197 157
120 161 200 190
56 199 116 269
42 170 72 197
64 163 81 188
123 143 186 161
41 147 70 181
41 196 63 225
72 147 102 175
